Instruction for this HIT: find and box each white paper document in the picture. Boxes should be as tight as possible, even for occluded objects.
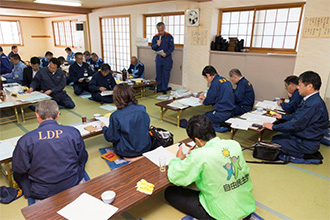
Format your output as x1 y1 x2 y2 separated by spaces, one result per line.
100 90 113 96
178 97 202 107
99 104 117 111
57 193 118 220
155 50 165 56
143 146 175 166
74 121 102 136
0 141 15 161
255 100 283 111
167 101 189 109
96 116 110 127
228 119 253 130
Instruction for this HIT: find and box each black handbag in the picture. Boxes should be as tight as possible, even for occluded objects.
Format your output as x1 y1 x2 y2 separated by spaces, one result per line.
245 142 288 164
149 126 174 149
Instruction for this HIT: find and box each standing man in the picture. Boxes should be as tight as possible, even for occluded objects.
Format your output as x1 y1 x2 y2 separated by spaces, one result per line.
28 58 75 109
8 45 22 62
40 51 53 68
3 54 26 84
65 47 75 65
128 56 145 78
69 52 93 95
0 46 12 74
90 53 104 73
12 100 88 201
22 57 40 87
151 22 174 94
229 68 255 116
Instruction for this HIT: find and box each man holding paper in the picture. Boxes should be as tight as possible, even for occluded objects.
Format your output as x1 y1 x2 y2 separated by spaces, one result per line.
12 100 88 201
151 22 174 94
166 115 255 220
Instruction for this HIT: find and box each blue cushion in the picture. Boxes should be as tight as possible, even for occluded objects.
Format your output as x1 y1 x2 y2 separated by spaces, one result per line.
279 153 322 164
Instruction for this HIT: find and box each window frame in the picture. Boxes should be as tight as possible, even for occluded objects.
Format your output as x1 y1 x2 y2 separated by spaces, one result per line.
99 14 132 72
218 3 305 54
0 19 24 46
51 19 77 48
143 12 185 48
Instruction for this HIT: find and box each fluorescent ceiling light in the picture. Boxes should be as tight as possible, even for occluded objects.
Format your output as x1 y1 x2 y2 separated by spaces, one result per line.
34 0 82 7
37 11 54 14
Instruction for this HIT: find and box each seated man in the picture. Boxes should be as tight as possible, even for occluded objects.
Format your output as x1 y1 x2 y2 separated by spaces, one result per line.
40 51 53 68
12 100 88 201
229 68 255 116
83 51 92 65
199 65 235 128
69 52 93 95
28 58 75 109
8 45 22 64
3 54 26 84
22 57 40 87
0 46 12 74
277 75 302 113
166 115 255 220
128 56 145 78
89 64 116 103
65 47 75 65
90 53 104 73
264 71 329 157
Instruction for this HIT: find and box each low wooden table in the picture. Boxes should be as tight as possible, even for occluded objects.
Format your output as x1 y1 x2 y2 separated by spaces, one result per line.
132 80 159 98
155 97 193 127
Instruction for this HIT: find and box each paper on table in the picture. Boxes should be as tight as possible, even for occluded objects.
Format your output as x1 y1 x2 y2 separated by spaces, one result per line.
143 146 175 166
57 193 118 220
155 50 165 55
101 90 113 96
229 119 253 130
178 97 202 107
0 102 14 108
99 104 117 111
167 101 189 109
255 100 283 111
186 141 195 147
0 141 15 161
96 116 110 127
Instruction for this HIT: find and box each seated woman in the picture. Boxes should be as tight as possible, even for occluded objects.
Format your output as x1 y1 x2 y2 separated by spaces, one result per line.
101 84 152 157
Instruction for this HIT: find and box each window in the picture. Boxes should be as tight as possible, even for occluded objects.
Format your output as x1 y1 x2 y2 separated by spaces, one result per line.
100 15 131 72
52 20 77 47
144 12 185 46
219 3 305 53
0 20 23 45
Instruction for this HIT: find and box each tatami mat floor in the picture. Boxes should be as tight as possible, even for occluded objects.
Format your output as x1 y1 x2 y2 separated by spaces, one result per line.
0 86 329 220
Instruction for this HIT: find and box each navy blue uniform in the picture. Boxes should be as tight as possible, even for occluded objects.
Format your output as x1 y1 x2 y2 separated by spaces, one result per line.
233 77 255 116
0 52 12 74
151 32 174 92
66 52 75 65
86 57 92 65
40 57 50 68
272 92 329 157
90 58 104 73
280 89 302 113
128 62 145 78
102 103 152 157
12 120 88 200
3 61 26 84
203 75 235 126
69 62 93 95
89 71 117 103
30 67 75 109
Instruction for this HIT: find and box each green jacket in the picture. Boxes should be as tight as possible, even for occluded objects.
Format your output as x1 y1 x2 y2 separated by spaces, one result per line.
168 137 255 219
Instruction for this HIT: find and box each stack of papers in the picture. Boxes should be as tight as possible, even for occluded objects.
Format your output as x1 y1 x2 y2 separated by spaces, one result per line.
57 193 118 220
255 100 283 111
226 118 253 130
17 92 51 103
157 95 171 100
226 110 276 130
96 116 110 127
74 121 102 136
0 141 15 161
0 102 14 108
100 91 113 96
178 97 201 107
143 146 175 166
167 101 189 109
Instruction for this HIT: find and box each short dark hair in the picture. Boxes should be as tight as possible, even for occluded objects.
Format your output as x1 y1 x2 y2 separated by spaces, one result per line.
91 52 98 57
49 58 61 67
229 68 242 77
186 115 216 142
0 46 3 52
57 56 65 63
75 52 83 58
65 47 72 52
83 51 90 56
156 22 165 28
10 54 20 60
284 75 299 85
101 63 111 72
299 71 322 90
45 51 53 57
30 56 40 65
202 65 218 77
11 45 17 50
113 84 138 110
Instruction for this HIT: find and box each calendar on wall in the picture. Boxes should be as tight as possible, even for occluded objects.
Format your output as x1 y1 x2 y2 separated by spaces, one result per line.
303 17 330 38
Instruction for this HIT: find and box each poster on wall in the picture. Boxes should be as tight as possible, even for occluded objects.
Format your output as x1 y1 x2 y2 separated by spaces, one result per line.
302 17 330 38
190 30 208 45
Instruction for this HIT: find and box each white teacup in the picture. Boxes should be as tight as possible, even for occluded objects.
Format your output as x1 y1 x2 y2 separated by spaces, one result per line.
94 113 101 119
101 191 116 204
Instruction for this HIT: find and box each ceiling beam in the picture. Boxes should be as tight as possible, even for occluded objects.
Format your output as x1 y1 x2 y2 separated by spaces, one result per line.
0 1 92 14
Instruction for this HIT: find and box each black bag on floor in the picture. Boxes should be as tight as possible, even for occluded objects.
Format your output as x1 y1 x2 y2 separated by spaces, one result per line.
149 126 174 149
245 142 288 164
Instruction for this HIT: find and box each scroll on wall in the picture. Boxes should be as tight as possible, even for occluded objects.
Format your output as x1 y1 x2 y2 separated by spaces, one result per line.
302 17 330 38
